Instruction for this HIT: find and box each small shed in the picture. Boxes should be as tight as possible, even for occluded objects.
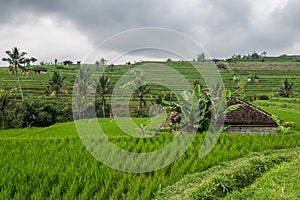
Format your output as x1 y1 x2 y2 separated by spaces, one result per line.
33 67 47 73
225 98 277 133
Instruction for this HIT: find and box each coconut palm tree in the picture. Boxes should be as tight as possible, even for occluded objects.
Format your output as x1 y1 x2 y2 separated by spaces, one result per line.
97 75 113 117
0 89 9 129
24 58 31 67
73 68 95 119
100 58 107 65
122 69 151 118
30 57 37 65
95 60 100 69
134 84 150 118
2 47 27 100
46 71 67 102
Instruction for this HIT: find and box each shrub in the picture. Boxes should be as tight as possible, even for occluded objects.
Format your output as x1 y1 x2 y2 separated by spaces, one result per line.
258 95 269 100
8 98 73 128
35 111 54 127
272 115 296 134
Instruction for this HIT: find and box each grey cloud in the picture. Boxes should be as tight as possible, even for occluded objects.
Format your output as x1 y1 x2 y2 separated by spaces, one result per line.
0 0 300 60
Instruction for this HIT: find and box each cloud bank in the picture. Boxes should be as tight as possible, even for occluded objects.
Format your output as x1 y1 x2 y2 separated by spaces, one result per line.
0 0 299 64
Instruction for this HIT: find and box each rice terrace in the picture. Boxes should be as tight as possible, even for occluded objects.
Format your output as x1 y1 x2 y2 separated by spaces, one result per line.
0 46 300 200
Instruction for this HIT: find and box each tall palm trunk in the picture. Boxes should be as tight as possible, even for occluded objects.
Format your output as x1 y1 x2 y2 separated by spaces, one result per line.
15 64 24 100
56 91 59 105
102 95 106 118
1 111 4 129
139 96 143 118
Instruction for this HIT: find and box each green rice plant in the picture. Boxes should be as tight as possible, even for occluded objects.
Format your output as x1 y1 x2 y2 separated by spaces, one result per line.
1 118 300 199
155 148 299 200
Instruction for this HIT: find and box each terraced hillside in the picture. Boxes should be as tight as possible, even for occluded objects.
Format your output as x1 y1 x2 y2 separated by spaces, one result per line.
0 61 299 103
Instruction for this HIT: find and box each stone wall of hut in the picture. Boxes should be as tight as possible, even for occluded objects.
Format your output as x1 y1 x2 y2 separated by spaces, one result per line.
226 126 278 134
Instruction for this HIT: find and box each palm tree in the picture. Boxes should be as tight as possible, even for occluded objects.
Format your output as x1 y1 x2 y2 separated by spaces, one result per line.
0 89 9 129
279 78 293 98
97 75 112 117
24 58 31 67
134 84 151 118
73 68 95 119
100 58 107 65
2 47 27 100
95 60 100 69
122 69 151 118
30 57 37 65
46 71 67 102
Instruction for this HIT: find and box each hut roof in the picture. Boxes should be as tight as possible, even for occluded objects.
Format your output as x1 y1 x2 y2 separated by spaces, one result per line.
33 67 47 71
63 60 73 65
225 98 277 127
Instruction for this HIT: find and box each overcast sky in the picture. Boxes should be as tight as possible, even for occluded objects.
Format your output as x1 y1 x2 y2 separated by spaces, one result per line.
0 0 299 65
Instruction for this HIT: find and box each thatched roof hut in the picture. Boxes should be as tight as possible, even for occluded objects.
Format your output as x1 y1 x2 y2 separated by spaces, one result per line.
33 67 47 73
225 98 277 133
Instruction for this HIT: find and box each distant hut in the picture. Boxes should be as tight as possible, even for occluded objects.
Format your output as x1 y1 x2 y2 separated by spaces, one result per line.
225 98 277 133
33 67 47 74
63 60 73 65
253 75 260 83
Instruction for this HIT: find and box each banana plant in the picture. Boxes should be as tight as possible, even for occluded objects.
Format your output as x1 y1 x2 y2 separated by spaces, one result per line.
162 84 211 133
162 85 242 133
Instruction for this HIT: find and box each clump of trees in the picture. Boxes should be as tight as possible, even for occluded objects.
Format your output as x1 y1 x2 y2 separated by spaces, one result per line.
197 53 206 62
72 68 114 120
0 94 73 129
227 51 267 62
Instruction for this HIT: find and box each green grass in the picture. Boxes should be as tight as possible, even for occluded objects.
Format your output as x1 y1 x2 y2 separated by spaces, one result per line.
0 118 152 139
254 99 300 112
1 118 300 199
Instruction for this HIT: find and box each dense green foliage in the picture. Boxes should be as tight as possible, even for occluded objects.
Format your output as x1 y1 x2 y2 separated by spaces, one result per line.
0 60 299 128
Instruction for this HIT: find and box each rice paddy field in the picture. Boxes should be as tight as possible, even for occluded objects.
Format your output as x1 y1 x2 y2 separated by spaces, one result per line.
1 119 300 199
0 61 300 199
1 61 300 102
